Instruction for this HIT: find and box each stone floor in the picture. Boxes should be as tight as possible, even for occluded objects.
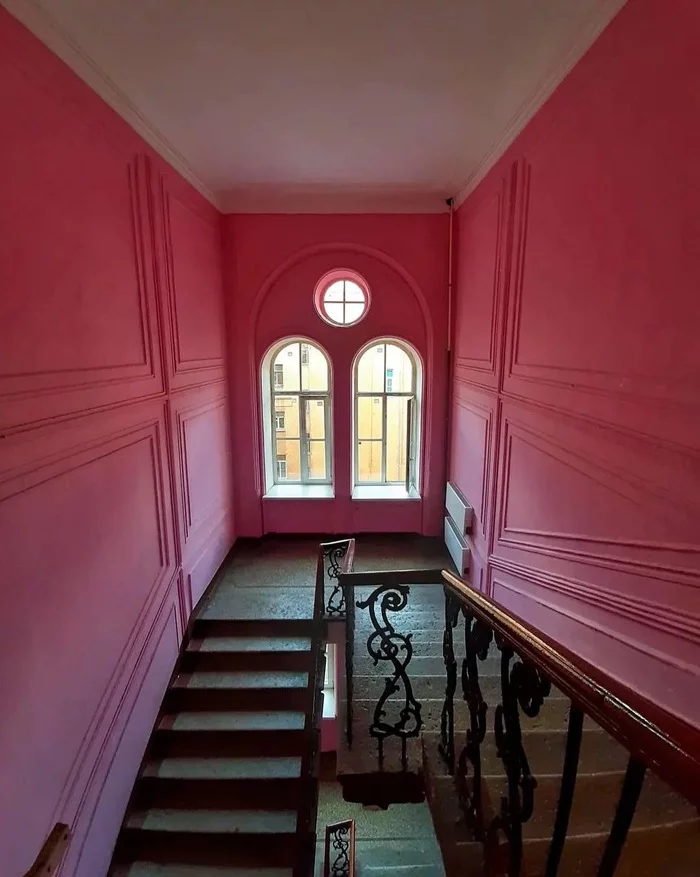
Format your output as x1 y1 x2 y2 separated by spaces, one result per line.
199 535 453 621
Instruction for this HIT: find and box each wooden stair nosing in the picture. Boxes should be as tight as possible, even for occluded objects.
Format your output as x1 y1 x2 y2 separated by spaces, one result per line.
149 727 308 758
163 687 309 712
181 650 313 673
113 827 302 867
192 618 315 638
132 775 309 810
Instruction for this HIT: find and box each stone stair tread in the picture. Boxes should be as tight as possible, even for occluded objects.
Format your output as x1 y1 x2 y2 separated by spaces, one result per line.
161 712 306 732
143 757 302 780
190 637 311 653
126 809 297 834
175 672 309 689
114 867 292 877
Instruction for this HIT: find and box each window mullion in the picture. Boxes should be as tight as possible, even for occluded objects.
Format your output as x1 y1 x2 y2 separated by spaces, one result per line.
300 394 309 483
382 393 387 484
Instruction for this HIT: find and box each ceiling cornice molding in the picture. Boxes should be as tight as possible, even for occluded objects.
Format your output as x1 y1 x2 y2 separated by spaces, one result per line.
220 188 450 215
1 0 220 209
452 0 628 209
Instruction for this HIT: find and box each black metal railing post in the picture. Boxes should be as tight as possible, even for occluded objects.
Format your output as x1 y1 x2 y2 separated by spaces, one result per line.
439 588 460 772
356 582 422 769
545 705 584 877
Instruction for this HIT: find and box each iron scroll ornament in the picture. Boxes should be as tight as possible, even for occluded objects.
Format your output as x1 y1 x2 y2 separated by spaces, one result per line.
324 541 351 617
487 637 552 876
456 610 493 836
356 582 422 768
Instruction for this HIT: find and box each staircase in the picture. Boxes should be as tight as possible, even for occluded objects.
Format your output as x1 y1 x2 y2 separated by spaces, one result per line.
110 617 319 876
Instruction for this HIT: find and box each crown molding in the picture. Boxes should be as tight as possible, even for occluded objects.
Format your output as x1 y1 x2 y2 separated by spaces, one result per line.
452 0 628 208
1 0 220 209
220 187 451 215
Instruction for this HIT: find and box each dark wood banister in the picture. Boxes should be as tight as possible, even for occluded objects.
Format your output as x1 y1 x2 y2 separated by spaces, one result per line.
442 569 700 810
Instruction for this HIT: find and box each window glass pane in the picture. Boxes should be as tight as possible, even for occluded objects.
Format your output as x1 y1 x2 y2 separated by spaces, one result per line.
344 280 365 302
386 396 410 482
324 301 344 324
357 440 382 482
324 281 345 302
357 396 383 439
273 343 300 391
275 438 301 481
301 344 328 391
344 301 365 324
307 440 327 480
357 345 385 392
385 343 413 392
273 395 299 438
304 398 326 440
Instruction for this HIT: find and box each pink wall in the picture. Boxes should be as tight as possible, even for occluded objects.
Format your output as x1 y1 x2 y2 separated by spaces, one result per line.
0 9 234 876
449 0 700 728
223 213 449 537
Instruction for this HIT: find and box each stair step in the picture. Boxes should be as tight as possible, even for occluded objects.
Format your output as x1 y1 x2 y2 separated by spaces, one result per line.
151 726 307 758
113 826 299 867
127 809 297 833
165 673 308 712
183 638 312 672
161 711 306 731
193 619 315 638
176 671 309 689
143 756 302 780
133 776 306 811
481 729 628 776
114 866 292 877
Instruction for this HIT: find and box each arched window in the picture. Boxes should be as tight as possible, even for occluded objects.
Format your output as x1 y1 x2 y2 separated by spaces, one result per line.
261 339 332 490
353 339 421 496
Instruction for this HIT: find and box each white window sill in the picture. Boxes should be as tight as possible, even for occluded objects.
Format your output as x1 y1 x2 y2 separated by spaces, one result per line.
352 485 421 500
264 484 334 499
322 688 337 719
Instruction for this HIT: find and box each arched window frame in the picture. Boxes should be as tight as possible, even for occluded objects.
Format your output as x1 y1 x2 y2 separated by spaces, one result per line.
260 338 333 493
352 338 422 496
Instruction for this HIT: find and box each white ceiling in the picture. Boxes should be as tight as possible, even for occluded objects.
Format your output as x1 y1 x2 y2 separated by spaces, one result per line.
4 0 626 212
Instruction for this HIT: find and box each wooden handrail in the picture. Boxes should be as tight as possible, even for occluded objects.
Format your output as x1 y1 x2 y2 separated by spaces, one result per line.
23 823 70 877
442 570 700 808
338 567 444 587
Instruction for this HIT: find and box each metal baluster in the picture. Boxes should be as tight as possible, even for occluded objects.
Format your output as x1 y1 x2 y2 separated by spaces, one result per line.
345 576 355 748
545 704 584 876
439 588 460 772
356 582 422 770
457 611 492 838
324 541 350 617
489 638 551 876
597 757 646 877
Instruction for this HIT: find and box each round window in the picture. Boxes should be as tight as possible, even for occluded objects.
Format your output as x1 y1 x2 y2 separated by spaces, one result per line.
314 271 370 327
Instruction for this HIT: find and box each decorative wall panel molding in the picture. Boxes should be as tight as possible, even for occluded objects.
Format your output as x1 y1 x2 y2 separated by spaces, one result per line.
0 400 177 874
65 595 181 877
449 382 497 557
453 167 513 391
502 159 700 451
169 383 232 549
0 151 164 432
156 171 226 391
494 401 700 578
489 564 700 729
